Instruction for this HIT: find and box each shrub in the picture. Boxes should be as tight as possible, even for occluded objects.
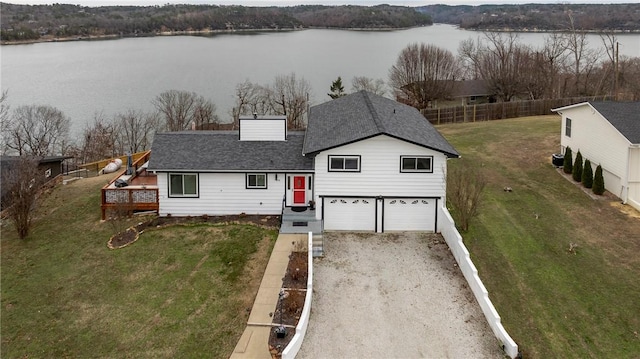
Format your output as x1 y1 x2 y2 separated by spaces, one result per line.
572 151 583 182
582 159 593 188
563 147 573 174
593 165 605 195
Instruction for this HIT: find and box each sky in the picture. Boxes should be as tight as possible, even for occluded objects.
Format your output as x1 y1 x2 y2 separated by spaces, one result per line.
4 0 635 6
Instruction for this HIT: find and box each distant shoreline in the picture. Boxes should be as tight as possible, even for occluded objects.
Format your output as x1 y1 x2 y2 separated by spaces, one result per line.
2 24 638 46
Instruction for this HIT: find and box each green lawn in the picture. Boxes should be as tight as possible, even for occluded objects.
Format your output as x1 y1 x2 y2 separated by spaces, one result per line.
438 116 640 358
1 176 278 358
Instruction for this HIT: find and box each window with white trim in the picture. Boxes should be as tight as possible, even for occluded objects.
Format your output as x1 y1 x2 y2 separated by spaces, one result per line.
169 173 198 197
400 156 433 173
246 173 267 189
329 156 360 172
565 117 572 137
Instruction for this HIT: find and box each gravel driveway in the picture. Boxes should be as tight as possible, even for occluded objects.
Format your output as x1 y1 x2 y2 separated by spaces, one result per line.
297 232 504 359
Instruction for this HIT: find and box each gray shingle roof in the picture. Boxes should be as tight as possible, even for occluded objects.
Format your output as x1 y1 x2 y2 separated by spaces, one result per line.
303 90 459 157
590 101 640 144
147 131 313 172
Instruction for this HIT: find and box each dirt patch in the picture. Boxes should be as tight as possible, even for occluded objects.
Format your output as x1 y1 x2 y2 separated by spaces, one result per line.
108 227 139 249
268 251 308 356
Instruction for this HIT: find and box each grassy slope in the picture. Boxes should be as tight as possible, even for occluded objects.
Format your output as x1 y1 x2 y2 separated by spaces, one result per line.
1 176 278 358
438 116 640 358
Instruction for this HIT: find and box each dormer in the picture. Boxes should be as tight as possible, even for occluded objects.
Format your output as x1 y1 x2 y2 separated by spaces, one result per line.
239 114 287 141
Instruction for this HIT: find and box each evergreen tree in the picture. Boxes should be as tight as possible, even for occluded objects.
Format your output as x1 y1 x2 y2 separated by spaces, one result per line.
572 150 583 182
563 147 573 174
582 159 593 188
328 76 346 99
593 165 605 195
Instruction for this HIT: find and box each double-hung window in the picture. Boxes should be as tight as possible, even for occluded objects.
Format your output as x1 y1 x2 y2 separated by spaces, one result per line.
169 173 198 197
400 156 433 173
328 155 360 172
246 173 267 189
565 118 572 137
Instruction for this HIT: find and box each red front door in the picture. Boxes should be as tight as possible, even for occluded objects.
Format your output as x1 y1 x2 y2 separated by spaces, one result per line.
293 176 306 204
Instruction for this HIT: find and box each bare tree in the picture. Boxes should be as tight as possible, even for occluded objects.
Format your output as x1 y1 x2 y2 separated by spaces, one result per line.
1 156 43 239
458 32 529 102
1 105 70 156
390 43 459 110
447 160 486 232
76 113 118 164
114 109 159 154
270 73 311 129
153 90 219 131
561 13 602 96
232 73 311 130
351 76 387 96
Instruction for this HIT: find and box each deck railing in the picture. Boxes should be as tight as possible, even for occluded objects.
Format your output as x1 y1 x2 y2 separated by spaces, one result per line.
100 151 159 220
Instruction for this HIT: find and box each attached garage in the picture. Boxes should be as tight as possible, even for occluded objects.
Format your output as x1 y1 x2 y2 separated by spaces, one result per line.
323 197 376 231
383 198 436 232
322 196 438 232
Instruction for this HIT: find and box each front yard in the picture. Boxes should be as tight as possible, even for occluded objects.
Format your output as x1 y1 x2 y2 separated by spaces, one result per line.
1 176 278 358
439 116 640 358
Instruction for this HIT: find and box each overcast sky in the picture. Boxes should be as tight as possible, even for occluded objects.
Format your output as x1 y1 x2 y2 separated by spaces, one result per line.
4 0 634 6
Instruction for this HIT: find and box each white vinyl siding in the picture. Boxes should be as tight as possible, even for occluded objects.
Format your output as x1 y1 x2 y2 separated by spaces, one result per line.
239 118 286 141
158 172 285 216
560 106 630 197
314 134 448 221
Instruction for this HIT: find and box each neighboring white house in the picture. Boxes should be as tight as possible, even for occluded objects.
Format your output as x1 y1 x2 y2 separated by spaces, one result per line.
553 101 640 211
147 91 459 232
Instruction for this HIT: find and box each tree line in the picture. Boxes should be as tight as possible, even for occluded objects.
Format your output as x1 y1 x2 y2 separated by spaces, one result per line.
388 30 640 111
417 3 640 32
0 3 431 42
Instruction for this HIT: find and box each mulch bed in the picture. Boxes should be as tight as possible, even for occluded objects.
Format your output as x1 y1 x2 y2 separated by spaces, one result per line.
268 251 308 357
107 214 281 249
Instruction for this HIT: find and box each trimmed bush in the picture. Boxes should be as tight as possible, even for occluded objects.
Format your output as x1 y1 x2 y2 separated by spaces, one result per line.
593 165 605 195
572 151 583 182
563 147 573 174
582 159 593 188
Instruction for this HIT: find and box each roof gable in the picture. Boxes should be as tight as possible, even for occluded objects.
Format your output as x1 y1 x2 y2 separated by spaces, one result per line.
303 91 459 157
147 131 313 172
590 102 640 144
553 101 640 144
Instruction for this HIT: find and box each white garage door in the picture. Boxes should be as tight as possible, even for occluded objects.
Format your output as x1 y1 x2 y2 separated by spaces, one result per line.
324 197 376 231
384 198 435 232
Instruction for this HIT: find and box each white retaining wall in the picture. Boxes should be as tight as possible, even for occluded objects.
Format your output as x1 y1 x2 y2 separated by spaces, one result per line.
282 232 314 359
437 206 519 358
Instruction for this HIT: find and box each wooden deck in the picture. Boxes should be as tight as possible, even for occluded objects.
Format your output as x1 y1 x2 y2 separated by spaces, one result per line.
100 151 159 220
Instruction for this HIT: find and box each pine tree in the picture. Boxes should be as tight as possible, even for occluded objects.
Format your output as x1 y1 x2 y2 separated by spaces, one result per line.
593 165 605 195
563 147 573 174
328 76 346 99
572 151 583 182
582 159 593 188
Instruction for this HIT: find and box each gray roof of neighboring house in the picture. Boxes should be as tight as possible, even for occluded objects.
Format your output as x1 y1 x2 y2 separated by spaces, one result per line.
452 80 491 98
303 90 459 158
147 131 313 172
590 101 640 144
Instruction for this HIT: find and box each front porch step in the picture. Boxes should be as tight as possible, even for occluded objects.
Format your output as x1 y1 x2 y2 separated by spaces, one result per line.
312 233 324 257
282 208 317 222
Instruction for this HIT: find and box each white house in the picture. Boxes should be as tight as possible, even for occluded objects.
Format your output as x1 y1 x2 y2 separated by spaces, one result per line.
147 91 459 232
553 101 640 211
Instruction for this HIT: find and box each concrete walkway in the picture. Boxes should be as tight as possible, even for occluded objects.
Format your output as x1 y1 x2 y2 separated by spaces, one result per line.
230 233 307 359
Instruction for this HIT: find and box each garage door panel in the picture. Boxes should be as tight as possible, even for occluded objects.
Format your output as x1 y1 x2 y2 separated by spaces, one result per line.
384 198 435 232
324 198 375 231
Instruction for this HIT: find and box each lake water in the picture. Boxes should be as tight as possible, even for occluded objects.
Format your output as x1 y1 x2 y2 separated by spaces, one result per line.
1 24 639 135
